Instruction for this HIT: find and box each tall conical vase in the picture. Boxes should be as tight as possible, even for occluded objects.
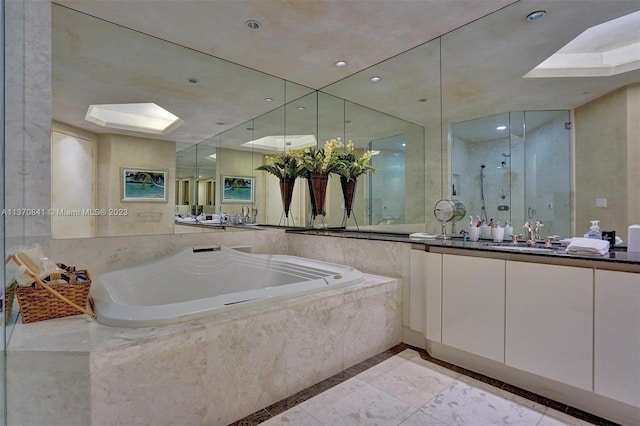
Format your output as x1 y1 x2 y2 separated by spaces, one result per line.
340 176 357 219
306 176 318 218
309 172 329 217
279 177 296 219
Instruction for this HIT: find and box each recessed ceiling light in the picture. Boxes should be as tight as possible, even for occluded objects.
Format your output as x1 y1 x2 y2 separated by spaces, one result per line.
370 76 382 83
187 77 199 84
296 106 305 111
245 20 260 29
264 97 273 102
335 61 347 68
496 126 507 130
216 122 225 125
526 10 546 22
85 103 184 135
418 98 427 103
401 143 406 147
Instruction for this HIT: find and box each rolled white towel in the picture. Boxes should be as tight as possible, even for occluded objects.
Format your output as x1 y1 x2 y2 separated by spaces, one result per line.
566 237 609 256
409 232 438 240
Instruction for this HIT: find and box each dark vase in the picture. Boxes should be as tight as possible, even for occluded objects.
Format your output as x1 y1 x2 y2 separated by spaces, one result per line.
279 177 296 218
309 172 329 216
340 177 357 218
306 176 317 218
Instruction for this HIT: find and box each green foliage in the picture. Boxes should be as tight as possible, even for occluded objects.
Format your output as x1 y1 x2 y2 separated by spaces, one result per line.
255 151 306 179
299 138 344 174
333 140 376 181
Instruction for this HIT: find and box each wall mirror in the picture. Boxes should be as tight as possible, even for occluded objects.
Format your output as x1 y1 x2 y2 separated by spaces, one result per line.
443 0 640 238
51 1 639 239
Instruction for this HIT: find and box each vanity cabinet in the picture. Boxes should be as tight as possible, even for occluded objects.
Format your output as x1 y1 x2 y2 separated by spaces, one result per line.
425 252 443 342
505 261 593 391
442 254 505 363
409 250 442 340
594 270 640 407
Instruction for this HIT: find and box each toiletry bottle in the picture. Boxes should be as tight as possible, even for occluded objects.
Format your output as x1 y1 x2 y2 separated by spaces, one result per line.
588 220 602 239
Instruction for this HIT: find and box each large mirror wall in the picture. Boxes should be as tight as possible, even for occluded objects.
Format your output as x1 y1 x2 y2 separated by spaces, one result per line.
52 1 640 239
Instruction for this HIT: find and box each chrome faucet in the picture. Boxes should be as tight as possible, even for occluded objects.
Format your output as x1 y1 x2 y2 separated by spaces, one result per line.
524 220 544 243
534 220 544 241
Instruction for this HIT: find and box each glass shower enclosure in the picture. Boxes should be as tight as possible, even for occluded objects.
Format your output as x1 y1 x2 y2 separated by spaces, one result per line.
451 110 572 238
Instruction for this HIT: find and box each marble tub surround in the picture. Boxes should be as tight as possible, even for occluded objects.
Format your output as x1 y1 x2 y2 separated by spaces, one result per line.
287 232 414 336
48 227 289 276
249 346 607 426
7 273 401 426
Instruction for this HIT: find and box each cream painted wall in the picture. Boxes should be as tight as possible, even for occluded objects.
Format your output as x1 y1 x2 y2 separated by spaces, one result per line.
96 134 176 236
51 128 96 238
575 84 639 236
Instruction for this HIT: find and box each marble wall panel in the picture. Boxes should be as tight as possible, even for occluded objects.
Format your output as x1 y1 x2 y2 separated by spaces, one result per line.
90 328 208 426
7 351 91 426
48 228 289 276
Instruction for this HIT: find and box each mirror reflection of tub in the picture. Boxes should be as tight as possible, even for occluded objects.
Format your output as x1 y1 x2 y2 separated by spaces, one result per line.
91 246 364 327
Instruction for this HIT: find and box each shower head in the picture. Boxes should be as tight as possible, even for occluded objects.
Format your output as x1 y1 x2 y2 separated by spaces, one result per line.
481 164 486 169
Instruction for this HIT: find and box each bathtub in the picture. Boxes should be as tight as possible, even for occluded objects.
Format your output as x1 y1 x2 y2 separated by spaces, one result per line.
91 245 364 327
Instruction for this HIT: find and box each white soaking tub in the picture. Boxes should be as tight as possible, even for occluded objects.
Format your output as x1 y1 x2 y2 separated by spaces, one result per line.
91 245 364 327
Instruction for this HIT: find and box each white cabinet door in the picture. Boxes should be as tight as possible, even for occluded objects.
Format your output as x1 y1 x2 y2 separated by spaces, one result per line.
409 250 426 333
594 270 640 407
442 255 505 363
505 261 593 391
425 252 442 342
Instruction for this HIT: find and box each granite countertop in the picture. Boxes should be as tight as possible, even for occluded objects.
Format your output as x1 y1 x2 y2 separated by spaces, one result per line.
286 228 640 266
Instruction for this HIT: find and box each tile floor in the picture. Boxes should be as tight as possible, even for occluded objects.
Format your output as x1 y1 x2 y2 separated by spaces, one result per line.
234 344 619 426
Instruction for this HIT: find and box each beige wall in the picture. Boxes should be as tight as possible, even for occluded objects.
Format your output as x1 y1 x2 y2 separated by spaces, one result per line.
575 83 640 236
96 134 176 236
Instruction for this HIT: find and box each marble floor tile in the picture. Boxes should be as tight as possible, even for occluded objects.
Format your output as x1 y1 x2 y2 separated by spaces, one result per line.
421 380 546 426
538 408 595 426
366 356 459 408
260 407 324 426
458 374 548 413
399 408 450 425
299 377 417 425
249 344 612 426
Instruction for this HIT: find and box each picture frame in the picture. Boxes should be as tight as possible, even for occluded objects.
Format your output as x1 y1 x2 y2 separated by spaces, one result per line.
121 167 168 202
221 175 254 203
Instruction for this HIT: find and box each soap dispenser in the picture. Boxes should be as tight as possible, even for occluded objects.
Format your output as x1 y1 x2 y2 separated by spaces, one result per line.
588 220 602 239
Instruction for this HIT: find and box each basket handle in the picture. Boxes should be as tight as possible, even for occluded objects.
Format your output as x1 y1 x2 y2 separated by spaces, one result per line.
6 254 96 320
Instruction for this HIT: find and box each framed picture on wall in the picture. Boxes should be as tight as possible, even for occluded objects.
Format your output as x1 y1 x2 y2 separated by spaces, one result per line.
222 175 254 203
121 167 168 202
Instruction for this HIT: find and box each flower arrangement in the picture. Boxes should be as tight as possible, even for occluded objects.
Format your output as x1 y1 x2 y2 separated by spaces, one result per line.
299 138 344 175
334 140 376 181
255 150 306 179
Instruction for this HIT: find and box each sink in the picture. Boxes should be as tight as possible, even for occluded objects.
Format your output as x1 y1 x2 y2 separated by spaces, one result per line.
486 244 559 254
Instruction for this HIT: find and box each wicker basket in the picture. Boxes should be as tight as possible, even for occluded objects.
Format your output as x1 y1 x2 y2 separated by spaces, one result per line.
16 269 93 323
5 281 17 323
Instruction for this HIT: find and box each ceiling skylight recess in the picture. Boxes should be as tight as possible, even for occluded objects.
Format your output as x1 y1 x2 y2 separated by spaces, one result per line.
525 11 640 78
85 103 184 135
